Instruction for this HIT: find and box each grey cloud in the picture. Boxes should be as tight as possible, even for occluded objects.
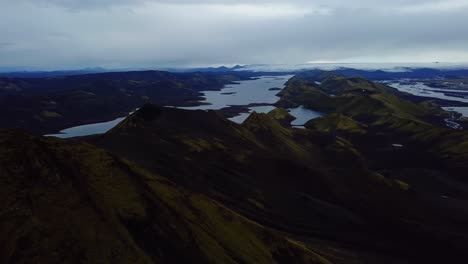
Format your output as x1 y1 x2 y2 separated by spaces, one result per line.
1 0 468 70
0 42 15 48
15 0 466 11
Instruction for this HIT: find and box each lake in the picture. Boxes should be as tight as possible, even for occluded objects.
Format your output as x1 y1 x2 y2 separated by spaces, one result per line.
45 109 138 138
45 75 324 138
45 117 126 138
182 75 323 124
289 106 323 126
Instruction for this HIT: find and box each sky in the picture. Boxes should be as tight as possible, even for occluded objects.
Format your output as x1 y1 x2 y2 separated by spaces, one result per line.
1 0 468 70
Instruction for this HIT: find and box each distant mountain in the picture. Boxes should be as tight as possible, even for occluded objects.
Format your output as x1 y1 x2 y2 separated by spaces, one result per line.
320 67 468 80
159 64 248 73
0 67 109 78
0 65 250 78
4 63 468 79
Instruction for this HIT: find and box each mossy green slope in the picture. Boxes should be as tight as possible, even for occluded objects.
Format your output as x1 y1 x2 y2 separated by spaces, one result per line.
89 105 468 263
282 71 468 178
0 129 330 264
276 72 468 238
305 113 367 136
279 72 448 124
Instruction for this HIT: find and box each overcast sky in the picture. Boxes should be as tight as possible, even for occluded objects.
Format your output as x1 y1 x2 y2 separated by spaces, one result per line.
1 0 468 70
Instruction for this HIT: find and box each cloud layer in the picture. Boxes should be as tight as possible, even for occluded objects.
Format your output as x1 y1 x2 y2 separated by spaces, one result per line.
1 0 468 69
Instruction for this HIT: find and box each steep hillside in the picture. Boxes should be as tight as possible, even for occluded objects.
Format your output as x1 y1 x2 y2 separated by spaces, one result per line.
281 71 468 179
0 129 330 264
89 104 468 263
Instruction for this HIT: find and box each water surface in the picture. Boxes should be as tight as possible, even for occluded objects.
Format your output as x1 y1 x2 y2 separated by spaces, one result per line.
181 75 323 125
289 107 323 126
387 81 468 118
45 117 126 138
443 107 468 118
46 75 325 138
182 75 293 110
45 109 138 138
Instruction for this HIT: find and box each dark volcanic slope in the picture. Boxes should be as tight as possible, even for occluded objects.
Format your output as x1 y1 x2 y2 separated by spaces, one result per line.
89 104 468 263
0 129 330 264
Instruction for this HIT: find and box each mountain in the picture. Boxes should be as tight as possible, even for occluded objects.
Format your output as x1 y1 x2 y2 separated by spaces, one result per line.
276 72 468 225
236 65 468 80
321 68 468 81
161 65 247 73
0 129 329 264
87 104 468 263
0 67 109 78
2 71 468 263
277 74 449 124
8 67 465 136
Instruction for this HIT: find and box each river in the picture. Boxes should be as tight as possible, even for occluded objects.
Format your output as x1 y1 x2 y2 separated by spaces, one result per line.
386 81 468 117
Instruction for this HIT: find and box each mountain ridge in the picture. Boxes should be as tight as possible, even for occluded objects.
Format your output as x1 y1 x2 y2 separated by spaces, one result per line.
0 128 330 264
88 104 468 263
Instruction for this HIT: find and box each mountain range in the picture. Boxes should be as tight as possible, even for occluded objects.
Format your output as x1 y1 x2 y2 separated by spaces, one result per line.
2 70 468 263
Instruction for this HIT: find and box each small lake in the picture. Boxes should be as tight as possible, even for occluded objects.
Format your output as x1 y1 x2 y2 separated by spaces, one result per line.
45 117 126 138
45 109 138 138
289 106 323 126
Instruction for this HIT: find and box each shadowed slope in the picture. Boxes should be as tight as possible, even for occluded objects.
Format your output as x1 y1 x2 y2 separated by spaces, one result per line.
90 105 468 263
0 129 330 264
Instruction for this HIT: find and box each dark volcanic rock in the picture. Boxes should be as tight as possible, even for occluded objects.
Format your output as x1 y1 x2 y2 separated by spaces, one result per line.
136 104 162 121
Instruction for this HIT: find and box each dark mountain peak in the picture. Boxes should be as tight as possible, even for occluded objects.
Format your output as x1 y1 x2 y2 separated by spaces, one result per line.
243 111 287 132
231 65 245 70
267 108 296 127
305 113 368 136
108 105 246 143
292 70 344 83
320 75 382 94
135 104 163 121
